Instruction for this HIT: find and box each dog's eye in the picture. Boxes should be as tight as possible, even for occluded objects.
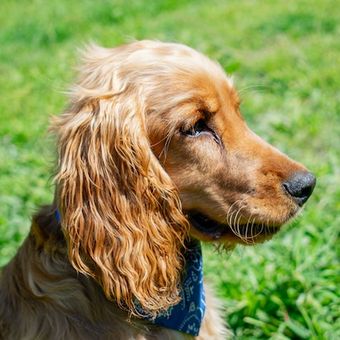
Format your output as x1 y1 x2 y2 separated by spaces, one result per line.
184 120 209 137
182 119 221 144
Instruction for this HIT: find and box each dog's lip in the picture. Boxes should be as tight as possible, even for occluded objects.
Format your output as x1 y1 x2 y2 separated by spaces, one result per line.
187 211 279 240
188 212 231 238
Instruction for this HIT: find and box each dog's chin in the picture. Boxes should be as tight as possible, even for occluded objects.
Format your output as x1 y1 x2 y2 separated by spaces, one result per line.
187 211 283 245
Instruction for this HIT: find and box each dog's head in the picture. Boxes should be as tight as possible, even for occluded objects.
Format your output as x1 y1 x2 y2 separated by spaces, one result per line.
52 40 315 316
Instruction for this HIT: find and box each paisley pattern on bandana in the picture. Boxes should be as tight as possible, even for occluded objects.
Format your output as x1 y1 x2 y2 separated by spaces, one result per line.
54 210 205 336
152 239 205 336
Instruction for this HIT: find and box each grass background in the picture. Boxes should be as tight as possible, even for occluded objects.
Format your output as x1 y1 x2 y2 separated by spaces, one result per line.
0 0 339 338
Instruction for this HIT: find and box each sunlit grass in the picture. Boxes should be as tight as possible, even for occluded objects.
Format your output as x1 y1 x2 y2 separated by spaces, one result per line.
0 0 339 338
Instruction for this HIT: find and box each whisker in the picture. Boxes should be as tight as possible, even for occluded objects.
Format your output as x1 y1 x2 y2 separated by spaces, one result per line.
236 212 243 241
251 220 264 240
226 199 243 228
242 215 254 244
238 84 270 96
244 214 252 242
159 131 173 163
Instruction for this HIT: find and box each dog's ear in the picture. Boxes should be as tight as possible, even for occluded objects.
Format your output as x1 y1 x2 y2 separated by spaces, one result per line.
51 48 189 316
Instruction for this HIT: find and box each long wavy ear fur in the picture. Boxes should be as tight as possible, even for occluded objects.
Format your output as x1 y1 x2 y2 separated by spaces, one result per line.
51 44 189 317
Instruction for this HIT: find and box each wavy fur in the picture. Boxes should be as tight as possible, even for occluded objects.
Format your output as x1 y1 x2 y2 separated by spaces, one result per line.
52 44 190 316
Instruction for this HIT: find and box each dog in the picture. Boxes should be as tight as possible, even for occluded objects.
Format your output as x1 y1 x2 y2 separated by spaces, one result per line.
0 40 315 339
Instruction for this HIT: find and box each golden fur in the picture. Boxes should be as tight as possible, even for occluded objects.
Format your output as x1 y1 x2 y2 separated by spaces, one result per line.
0 41 314 339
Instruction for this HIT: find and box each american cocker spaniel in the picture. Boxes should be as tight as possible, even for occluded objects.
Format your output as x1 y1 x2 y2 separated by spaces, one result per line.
0 41 316 339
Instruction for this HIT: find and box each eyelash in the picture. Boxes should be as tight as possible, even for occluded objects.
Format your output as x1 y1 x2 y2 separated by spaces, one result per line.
181 119 221 144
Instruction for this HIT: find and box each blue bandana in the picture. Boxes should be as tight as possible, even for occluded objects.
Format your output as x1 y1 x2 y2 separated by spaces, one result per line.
54 210 205 336
151 239 205 336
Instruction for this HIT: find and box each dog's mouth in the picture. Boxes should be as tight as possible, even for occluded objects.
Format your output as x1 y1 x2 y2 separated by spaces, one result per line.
187 211 280 242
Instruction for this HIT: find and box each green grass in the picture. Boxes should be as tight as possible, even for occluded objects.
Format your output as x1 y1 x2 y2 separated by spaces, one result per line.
0 0 339 338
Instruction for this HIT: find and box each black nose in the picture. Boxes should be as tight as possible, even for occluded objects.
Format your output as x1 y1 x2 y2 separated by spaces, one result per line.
282 171 316 206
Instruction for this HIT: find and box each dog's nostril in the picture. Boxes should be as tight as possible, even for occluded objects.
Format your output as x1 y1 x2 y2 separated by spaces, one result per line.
282 171 316 206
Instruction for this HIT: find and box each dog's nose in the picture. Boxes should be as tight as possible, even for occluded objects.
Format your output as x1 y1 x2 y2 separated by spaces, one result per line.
282 171 316 206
